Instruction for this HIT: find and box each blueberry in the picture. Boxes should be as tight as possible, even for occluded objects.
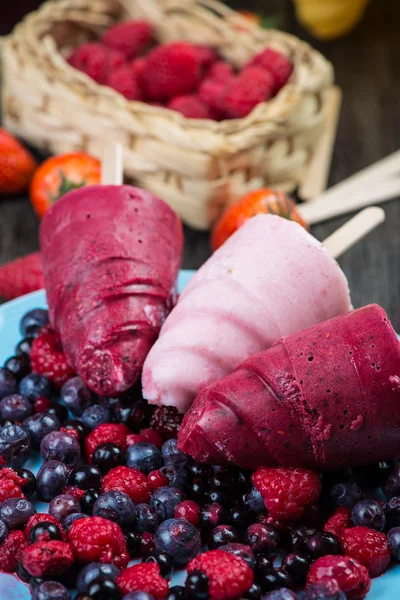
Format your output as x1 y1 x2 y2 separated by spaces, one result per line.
93 491 136 528
160 465 191 490
23 412 61 450
31 580 71 600
125 531 141 557
388 527 400 560
0 367 17 399
383 464 400 498
0 423 31 468
219 542 255 569
208 524 238 549
47 402 68 423
63 513 88 531
76 563 121 593
254 555 273 572
0 497 36 529
303 580 346 600
92 443 126 473
306 532 341 559
351 499 386 531
229 504 252 528
17 468 36 500
37 460 69 502
82 405 112 431
384 497 400 529
161 439 191 468
166 587 185 600
290 527 317 554
189 464 213 480
256 568 292 594
259 590 298 600
63 419 89 443
243 583 263 599
49 494 81 522
150 486 185 521
281 553 311 587
4 355 31 382
200 502 226 530
19 373 54 402
29 521 62 543
0 394 32 422
135 503 159 533
16 336 35 357
185 571 209 600
20 309 49 337
188 479 208 503
40 430 81 467
0 518 8 544
123 594 155 600
115 397 152 432
60 377 92 417
206 487 231 506
126 442 163 475
331 482 363 508
144 549 173 578
69 465 102 490
244 523 280 557
245 488 266 514
81 489 100 514
155 518 201 564
85 579 120 600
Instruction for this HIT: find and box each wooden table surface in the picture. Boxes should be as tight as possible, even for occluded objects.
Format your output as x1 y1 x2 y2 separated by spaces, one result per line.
0 0 399 326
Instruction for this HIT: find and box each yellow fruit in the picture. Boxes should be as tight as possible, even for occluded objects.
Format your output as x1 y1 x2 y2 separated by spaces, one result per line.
293 0 370 40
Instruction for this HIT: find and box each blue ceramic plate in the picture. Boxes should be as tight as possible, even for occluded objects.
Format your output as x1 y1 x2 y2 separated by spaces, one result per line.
0 270 397 599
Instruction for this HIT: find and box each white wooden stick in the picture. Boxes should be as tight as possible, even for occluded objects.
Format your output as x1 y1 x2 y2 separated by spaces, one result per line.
101 143 123 185
299 86 342 201
322 207 386 260
299 178 400 224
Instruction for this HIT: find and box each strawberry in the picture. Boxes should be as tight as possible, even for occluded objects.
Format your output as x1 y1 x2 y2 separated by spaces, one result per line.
30 326 75 388
142 42 201 100
0 252 44 301
0 128 36 195
248 47 293 92
67 42 125 84
108 65 143 101
102 21 152 60
220 66 275 118
168 95 212 119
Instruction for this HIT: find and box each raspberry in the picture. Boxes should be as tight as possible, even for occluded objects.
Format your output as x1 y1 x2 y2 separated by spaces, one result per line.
207 61 235 83
248 47 293 92
188 550 253 600
252 467 321 521
68 516 129 569
62 486 86 501
174 500 200 526
116 562 168 598
127 433 146 446
196 45 219 71
150 406 183 440
307 555 371 600
324 507 352 537
139 428 163 449
168 96 212 119
0 530 27 572
30 327 75 388
102 466 150 503
198 80 227 120
142 42 201 100
102 21 152 60
147 470 169 491
132 57 147 85
25 513 67 542
221 66 274 118
22 540 74 577
340 526 391 577
67 42 125 85
140 531 155 557
0 467 26 503
34 396 51 413
85 423 130 461
108 65 143 101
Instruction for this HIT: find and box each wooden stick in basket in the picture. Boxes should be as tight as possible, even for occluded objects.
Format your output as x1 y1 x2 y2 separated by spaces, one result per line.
322 207 385 260
101 143 123 186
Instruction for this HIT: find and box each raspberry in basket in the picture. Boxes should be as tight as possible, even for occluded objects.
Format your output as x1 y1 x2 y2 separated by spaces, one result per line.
108 65 143 101
340 526 391 577
85 423 130 461
307 555 371 600
30 327 75 388
68 516 129 569
168 96 212 119
67 42 125 85
221 66 275 118
22 540 74 577
249 47 293 92
116 562 168 598
102 20 152 60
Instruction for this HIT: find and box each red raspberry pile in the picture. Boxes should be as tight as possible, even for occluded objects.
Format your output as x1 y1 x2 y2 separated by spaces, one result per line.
67 20 293 119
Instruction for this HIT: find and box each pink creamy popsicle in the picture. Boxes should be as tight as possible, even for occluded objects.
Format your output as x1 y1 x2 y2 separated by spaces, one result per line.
142 214 351 413
40 185 183 397
178 304 400 471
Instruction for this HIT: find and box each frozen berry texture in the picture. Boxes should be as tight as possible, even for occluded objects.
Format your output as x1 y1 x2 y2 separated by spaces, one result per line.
116 562 168 598
307 555 371 600
68 516 129 569
188 549 253 600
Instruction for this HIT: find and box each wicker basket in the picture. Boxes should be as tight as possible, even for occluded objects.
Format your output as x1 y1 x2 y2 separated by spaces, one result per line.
2 0 334 230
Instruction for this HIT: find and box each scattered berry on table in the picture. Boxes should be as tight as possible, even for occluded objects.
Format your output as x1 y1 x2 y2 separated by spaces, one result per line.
144 549 173 578
150 486 185 521
49 494 81 523
174 500 200 526
306 532 342 560
0 529 27 572
85 423 130 461
331 482 363 508
116 562 169 598
20 309 49 337
102 465 150 503
188 549 254 600
23 412 61 450
281 552 311 587
148 469 169 491
219 543 255 570
0 423 31 468
126 442 163 474
36 460 69 502
307 555 371 600
185 570 209 600
19 373 54 402
40 430 81 467
29 521 63 543
154 518 201 564
22 540 74 577
92 443 126 473
102 20 152 60
351 499 386 531
30 328 75 388
150 406 183 440
60 376 92 417
243 523 280 556
68 464 102 490
67 43 125 85
324 507 352 537
208 524 239 549
93 490 136 529
340 526 391 577
4 355 31 381
136 503 159 533
68 516 129 569
0 367 18 399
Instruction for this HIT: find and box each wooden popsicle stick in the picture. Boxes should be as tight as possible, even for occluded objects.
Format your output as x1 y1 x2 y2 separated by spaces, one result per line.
299 178 400 224
322 207 385 260
299 86 342 201
101 143 123 185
